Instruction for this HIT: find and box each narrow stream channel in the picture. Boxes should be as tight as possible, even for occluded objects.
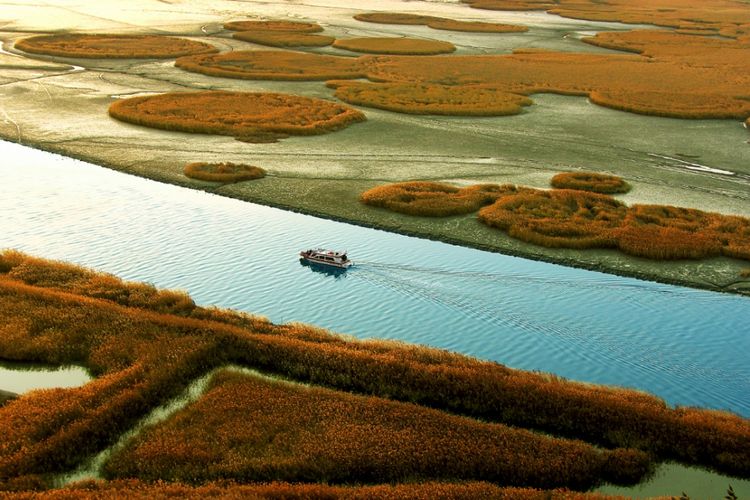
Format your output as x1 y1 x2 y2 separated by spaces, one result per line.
1 140 749 418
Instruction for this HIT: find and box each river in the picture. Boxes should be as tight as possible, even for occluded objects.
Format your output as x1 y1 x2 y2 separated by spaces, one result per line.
1 139 749 418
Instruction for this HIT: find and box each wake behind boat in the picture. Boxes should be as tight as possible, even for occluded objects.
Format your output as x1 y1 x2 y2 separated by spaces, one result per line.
300 248 352 269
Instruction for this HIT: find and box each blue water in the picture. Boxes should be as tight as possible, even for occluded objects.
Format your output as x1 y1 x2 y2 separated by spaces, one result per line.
1 140 748 416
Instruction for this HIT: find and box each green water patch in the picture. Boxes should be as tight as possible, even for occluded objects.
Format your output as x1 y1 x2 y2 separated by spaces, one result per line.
0 360 91 394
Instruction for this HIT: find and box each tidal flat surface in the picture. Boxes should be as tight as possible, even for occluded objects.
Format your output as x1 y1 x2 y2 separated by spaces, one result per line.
2 140 749 420
0 361 91 394
0 0 748 291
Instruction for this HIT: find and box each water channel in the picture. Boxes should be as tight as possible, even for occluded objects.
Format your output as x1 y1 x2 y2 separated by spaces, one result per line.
1 140 749 420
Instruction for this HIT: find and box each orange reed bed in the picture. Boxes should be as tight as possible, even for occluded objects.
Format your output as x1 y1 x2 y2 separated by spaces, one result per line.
354 12 527 33
2 480 651 499
223 20 323 33
550 172 631 194
360 181 524 216
103 370 648 489
1 251 750 486
332 37 456 55
183 162 266 183
328 81 532 116
108 91 365 139
175 51 366 81
232 31 334 48
14 34 217 59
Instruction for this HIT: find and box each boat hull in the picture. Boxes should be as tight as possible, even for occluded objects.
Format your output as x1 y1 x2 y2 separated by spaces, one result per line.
300 255 352 269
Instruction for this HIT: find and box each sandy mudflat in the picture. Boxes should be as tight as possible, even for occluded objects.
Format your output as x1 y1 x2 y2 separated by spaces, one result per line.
0 0 748 294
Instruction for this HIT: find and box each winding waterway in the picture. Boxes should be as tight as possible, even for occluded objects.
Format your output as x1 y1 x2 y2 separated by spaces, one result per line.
1 140 749 418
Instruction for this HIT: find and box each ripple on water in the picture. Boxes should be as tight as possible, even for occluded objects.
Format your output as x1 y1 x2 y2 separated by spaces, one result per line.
0 141 749 416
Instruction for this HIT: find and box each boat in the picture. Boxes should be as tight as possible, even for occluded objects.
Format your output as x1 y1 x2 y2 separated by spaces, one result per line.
299 248 352 269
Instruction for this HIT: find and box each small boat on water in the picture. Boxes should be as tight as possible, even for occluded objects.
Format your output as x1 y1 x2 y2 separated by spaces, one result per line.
299 248 352 269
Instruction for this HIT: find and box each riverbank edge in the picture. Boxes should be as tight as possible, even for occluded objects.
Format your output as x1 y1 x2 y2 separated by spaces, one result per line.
7 136 749 298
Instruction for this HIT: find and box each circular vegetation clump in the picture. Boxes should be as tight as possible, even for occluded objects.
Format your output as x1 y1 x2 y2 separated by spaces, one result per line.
233 31 334 48
550 172 631 194
184 162 266 183
15 34 217 59
224 20 323 33
108 91 365 138
333 37 456 55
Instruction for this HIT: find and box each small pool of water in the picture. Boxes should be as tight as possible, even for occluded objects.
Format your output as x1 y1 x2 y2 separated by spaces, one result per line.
1 140 749 417
0 361 92 394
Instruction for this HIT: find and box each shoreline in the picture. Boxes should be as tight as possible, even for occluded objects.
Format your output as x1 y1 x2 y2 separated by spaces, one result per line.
6 136 749 298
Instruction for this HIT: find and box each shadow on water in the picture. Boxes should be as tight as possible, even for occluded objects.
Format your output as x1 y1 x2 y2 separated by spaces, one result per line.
299 258 350 279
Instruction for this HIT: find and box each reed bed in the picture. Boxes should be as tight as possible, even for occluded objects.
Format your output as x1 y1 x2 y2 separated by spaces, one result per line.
550 172 631 194
460 0 750 37
15 34 217 59
232 31 334 48
1 251 750 488
354 12 527 33
332 37 456 55
103 370 648 489
183 162 266 183
223 20 323 33
4 479 650 499
360 181 520 216
108 91 365 139
329 81 532 116
175 51 366 81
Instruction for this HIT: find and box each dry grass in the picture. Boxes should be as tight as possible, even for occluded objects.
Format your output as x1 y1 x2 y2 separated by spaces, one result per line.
232 31 334 48
550 172 631 194
108 91 365 139
741 269 750 278
354 12 527 33
360 181 519 216
328 81 532 116
183 162 266 183
176 51 365 81
1 251 750 489
104 370 649 489
15 34 217 59
333 37 456 55
223 20 323 33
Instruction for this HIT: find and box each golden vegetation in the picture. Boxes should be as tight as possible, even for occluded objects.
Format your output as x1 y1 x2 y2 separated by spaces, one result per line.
14 34 217 59
232 31 334 48
175 51 365 81
361 182 750 261
328 81 532 115
223 20 323 33
741 269 750 278
183 162 266 183
460 0 750 38
3 480 653 499
332 37 456 55
550 172 631 194
2 250 750 490
104 370 648 489
108 91 365 139
360 181 522 216
354 12 527 33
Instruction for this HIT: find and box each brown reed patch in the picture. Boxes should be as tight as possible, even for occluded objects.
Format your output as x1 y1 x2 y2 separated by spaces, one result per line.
1 251 749 487
108 91 365 139
333 37 456 55
354 12 527 33
329 81 532 116
183 162 266 183
176 51 365 81
741 269 750 278
232 31 334 48
14 34 217 59
104 370 648 489
223 20 323 33
550 172 631 194
1 479 649 499
360 181 519 216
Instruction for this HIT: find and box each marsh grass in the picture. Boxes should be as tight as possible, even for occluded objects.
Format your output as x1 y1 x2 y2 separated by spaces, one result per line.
550 172 631 194
354 12 527 33
332 37 456 55
183 162 266 183
15 34 217 59
232 31 334 48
